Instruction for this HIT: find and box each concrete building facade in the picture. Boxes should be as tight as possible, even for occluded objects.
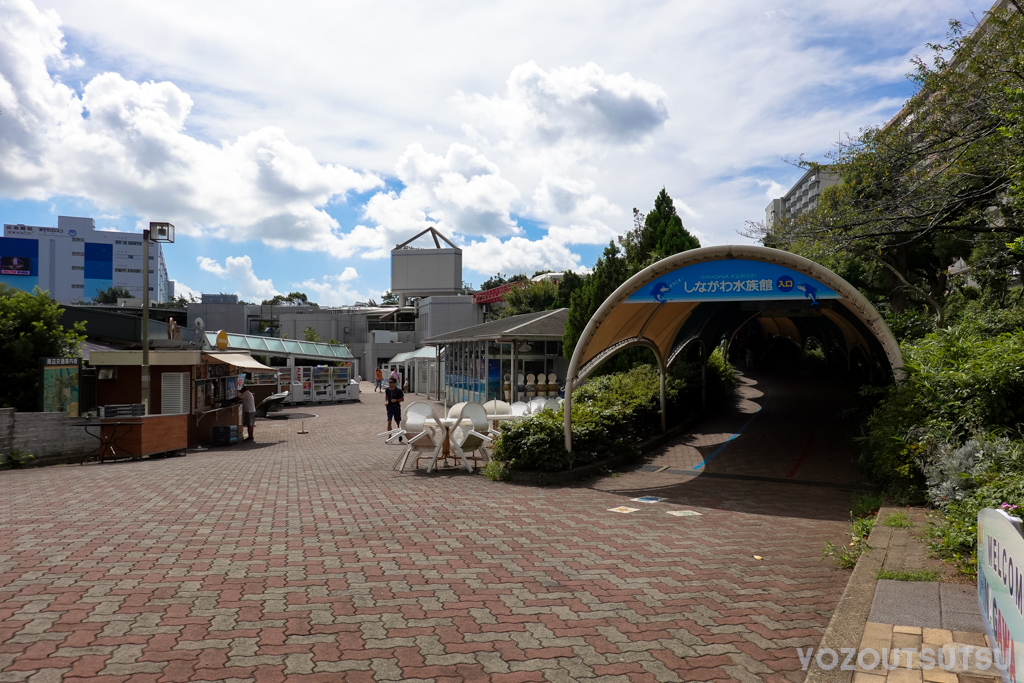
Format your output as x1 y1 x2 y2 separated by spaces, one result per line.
186 294 483 377
764 168 840 228
0 216 172 303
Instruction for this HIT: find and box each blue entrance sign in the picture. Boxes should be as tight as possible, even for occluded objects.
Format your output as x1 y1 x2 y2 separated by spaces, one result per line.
978 507 1023 681
625 259 840 305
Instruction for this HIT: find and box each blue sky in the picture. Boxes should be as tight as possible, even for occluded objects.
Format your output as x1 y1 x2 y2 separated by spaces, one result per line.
0 0 984 304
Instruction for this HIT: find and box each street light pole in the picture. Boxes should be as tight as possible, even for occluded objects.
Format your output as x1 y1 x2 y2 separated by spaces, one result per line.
141 228 151 413
141 222 174 414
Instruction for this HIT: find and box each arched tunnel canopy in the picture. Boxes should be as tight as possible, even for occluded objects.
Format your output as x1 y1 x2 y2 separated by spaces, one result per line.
563 245 904 451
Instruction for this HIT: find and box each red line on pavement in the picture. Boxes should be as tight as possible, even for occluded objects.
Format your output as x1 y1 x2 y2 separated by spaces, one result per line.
787 433 815 478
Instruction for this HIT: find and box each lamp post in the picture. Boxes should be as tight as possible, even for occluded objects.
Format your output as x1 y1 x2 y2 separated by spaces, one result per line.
141 222 174 413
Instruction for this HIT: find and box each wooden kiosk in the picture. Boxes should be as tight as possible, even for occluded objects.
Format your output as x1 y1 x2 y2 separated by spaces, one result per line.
87 349 277 453
89 349 198 459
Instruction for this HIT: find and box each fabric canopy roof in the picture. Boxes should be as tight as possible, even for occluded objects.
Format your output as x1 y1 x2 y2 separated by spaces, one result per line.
202 352 276 371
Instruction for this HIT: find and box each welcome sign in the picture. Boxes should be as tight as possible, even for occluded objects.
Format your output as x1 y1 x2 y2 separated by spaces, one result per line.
625 259 841 305
978 507 1024 682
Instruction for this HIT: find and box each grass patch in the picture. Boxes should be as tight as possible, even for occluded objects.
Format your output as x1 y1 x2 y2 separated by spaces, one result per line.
881 511 913 528
876 569 940 582
850 492 884 518
822 515 876 569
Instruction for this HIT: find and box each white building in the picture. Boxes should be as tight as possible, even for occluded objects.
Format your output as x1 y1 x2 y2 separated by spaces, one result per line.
765 168 840 228
0 216 172 304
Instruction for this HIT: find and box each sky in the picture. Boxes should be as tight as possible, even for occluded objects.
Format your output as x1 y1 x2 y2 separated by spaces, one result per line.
0 0 987 305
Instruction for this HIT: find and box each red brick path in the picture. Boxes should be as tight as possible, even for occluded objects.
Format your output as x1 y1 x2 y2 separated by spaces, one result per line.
1 374 859 681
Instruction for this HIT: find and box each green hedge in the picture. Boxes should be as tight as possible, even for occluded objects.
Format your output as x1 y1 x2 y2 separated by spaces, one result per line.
492 358 735 473
861 323 1024 489
859 319 1024 574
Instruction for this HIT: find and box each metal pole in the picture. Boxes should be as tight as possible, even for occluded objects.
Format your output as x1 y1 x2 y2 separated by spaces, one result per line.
141 229 151 414
659 364 666 432
510 340 517 403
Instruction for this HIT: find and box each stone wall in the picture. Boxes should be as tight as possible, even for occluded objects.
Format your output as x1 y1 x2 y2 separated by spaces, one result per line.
0 408 93 467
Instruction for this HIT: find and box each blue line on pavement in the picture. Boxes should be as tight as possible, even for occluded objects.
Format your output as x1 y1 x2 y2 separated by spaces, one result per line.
692 388 769 470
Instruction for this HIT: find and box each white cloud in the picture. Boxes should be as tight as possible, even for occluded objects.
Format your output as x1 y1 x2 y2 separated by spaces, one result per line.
463 236 584 276
197 255 278 301
758 179 787 201
0 0 381 256
332 142 522 259
294 269 382 307
454 61 669 156
171 280 201 301
0 0 985 296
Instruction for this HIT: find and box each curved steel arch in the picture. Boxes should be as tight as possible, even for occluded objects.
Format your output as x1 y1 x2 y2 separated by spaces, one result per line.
563 245 904 452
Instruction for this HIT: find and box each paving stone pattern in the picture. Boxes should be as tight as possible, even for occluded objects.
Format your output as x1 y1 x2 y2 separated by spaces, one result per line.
3 375 858 682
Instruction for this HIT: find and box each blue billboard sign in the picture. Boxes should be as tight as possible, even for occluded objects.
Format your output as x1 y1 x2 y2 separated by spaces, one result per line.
0 237 40 291
625 259 840 305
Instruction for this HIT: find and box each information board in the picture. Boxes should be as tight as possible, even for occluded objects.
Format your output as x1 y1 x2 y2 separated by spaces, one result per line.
978 507 1024 682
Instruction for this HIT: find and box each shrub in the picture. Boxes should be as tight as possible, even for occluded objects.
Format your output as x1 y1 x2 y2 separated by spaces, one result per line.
672 346 737 406
860 323 1024 490
922 433 1024 574
492 363 722 473
0 448 34 470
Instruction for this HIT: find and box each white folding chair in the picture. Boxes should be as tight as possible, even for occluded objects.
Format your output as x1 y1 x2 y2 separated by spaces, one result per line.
510 401 530 417
528 397 549 413
481 400 511 437
543 398 560 412
447 402 467 418
392 402 442 472
429 402 491 473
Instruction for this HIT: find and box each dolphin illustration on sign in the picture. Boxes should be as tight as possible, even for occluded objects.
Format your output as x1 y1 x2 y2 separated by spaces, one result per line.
650 281 671 304
796 282 820 306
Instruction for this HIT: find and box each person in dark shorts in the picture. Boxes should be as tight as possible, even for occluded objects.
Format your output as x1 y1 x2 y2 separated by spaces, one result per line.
384 377 404 438
239 386 256 441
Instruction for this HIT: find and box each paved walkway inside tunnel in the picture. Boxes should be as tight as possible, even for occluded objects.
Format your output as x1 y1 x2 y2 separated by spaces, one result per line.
590 372 872 517
2 377 861 682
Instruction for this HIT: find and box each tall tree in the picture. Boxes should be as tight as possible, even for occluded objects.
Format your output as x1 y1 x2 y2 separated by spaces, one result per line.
0 285 84 411
564 189 701 361
563 241 630 359
620 188 700 270
749 6 1024 325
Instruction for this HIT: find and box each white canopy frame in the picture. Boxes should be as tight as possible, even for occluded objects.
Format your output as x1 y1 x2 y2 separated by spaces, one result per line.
563 245 904 452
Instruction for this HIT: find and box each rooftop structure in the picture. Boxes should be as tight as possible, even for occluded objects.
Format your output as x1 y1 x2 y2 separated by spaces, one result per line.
390 227 463 304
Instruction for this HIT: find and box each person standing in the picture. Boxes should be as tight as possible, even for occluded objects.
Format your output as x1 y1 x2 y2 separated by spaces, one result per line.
384 376 404 438
239 386 256 441
375 366 383 392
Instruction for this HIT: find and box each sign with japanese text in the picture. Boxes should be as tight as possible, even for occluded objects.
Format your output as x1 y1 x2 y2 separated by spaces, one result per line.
39 357 79 416
625 259 840 305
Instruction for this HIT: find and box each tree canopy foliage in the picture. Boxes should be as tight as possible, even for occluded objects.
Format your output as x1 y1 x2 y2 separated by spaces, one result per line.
498 280 558 318
563 189 700 360
262 291 318 307
92 286 133 304
748 5 1024 326
0 285 84 411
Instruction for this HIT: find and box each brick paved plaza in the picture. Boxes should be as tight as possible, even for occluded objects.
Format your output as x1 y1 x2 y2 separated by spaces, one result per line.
1 374 864 682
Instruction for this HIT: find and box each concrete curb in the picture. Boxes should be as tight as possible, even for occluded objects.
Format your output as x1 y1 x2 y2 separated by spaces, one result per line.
805 506 898 682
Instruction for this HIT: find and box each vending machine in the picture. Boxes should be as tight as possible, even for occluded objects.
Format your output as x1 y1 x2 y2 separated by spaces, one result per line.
331 364 360 402
282 367 314 403
312 366 331 402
